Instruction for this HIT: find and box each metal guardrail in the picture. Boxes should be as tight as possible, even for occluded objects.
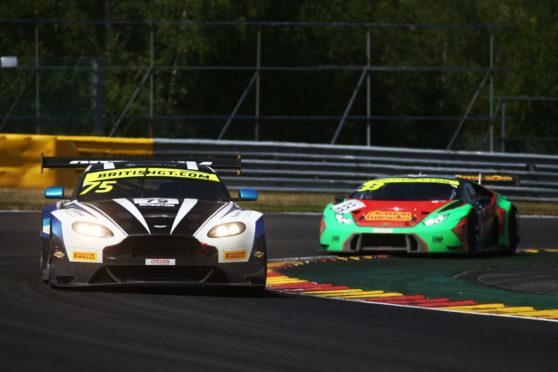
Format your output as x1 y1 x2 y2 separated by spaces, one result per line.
154 139 558 203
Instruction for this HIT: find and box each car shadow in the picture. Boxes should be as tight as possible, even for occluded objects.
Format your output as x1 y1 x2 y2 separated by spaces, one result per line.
55 283 280 298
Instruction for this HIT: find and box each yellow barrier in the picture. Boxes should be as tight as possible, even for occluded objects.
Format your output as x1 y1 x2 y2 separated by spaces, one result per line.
0 134 153 189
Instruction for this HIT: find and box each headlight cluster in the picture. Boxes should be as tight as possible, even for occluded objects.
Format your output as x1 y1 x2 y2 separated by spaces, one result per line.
72 222 114 238
423 214 448 226
208 222 246 238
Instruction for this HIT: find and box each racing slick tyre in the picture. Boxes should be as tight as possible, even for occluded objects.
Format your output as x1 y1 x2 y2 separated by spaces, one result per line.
467 214 479 257
503 209 519 255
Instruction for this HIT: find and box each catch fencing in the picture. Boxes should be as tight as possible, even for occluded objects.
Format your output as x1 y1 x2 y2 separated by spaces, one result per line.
155 138 558 203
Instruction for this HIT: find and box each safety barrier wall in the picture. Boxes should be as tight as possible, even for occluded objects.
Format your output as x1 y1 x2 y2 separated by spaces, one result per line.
1 134 557 202
0 134 152 188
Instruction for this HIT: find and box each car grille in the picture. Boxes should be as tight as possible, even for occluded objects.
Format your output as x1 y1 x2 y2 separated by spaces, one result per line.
103 236 217 260
89 265 229 284
351 233 419 252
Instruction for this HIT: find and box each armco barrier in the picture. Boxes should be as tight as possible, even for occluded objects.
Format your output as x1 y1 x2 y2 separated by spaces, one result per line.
154 139 558 203
1 134 557 202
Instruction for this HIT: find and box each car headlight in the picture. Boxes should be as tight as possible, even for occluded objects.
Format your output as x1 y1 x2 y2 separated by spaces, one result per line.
72 222 114 238
208 222 246 238
423 214 448 226
335 214 352 225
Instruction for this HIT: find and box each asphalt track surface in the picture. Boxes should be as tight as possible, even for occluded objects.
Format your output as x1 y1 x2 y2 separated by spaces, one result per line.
1 212 557 371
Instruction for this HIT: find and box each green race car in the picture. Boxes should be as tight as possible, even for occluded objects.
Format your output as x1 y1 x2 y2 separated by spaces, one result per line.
320 175 519 255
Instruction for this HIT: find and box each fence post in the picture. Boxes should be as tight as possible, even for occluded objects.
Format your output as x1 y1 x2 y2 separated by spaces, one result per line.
489 33 494 152
501 101 506 152
255 28 262 141
35 26 40 134
331 69 367 144
148 24 154 137
366 30 371 146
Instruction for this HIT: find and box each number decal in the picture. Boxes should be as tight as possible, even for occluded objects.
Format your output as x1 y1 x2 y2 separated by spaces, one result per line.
80 181 100 195
80 180 117 195
96 181 116 193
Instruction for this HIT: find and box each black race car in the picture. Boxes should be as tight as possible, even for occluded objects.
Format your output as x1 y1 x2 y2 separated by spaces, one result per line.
40 157 267 290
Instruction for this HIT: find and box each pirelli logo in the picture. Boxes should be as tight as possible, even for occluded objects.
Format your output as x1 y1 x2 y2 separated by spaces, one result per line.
365 210 412 222
224 250 247 261
72 251 97 261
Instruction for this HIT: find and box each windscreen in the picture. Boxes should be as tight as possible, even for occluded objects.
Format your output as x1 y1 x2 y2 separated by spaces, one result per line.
77 167 230 202
350 178 459 201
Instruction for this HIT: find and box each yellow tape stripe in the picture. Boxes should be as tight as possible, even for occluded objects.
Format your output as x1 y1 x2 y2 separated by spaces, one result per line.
267 279 307 285
304 289 364 295
474 307 536 314
514 309 558 317
336 291 386 298
346 292 403 299
445 303 505 311
266 278 302 282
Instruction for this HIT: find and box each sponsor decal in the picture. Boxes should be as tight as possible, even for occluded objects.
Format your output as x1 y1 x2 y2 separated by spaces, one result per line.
432 236 444 243
53 250 65 259
72 251 97 261
455 174 514 182
224 250 248 261
332 199 366 215
69 160 118 165
133 198 179 207
145 258 176 266
365 210 412 222
358 178 460 192
80 167 219 195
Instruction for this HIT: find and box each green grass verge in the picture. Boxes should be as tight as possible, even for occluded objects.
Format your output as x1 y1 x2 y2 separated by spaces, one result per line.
1 188 557 215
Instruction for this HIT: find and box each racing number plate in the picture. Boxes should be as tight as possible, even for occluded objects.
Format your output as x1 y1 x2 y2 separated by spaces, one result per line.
145 258 176 266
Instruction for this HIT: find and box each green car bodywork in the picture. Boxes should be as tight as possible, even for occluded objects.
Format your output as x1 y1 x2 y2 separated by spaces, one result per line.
320 193 516 254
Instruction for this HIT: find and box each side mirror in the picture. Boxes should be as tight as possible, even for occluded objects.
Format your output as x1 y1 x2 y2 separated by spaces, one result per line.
334 194 345 204
44 186 64 199
237 188 258 201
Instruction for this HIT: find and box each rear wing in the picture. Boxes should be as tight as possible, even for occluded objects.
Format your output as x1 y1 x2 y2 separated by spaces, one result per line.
41 154 242 175
455 174 519 186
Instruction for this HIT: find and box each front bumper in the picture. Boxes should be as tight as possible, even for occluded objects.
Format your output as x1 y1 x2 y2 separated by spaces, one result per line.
50 235 267 287
320 222 465 254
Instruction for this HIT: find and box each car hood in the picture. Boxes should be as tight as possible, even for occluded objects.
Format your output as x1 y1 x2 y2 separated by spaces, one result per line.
72 198 228 236
350 200 453 228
